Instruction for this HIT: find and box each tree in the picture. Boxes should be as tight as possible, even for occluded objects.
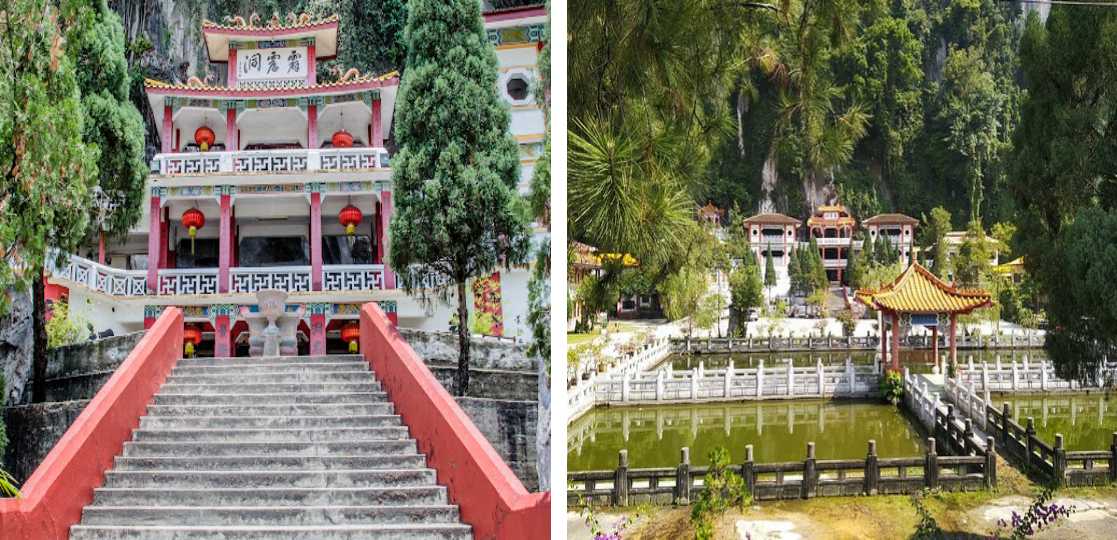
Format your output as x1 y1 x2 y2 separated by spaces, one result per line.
304 0 408 80
1 0 99 403
390 0 531 396
953 221 992 288
787 246 802 296
763 244 777 299
921 206 952 278
729 262 763 334
661 265 712 338
845 234 864 288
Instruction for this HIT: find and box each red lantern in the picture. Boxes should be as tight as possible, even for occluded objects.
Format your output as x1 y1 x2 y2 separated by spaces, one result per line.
339 204 362 236
341 322 360 353
183 325 202 357
194 126 216 152
332 130 354 148
182 208 205 254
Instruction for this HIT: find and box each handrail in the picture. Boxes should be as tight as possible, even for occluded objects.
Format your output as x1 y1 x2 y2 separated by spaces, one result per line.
0 308 183 538
359 303 548 539
152 146 390 176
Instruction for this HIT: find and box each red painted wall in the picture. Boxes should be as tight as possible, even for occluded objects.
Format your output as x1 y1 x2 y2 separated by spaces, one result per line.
359 303 549 539
0 308 184 539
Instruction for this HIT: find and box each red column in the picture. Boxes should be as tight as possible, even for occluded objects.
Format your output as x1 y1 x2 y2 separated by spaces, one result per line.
218 193 232 293
949 313 958 370
892 311 901 372
307 104 318 149
310 192 323 291
228 48 238 87
214 314 232 358
143 311 156 329
380 191 395 289
310 313 326 356
371 99 383 147
162 105 173 153
98 232 106 265
226 107 238 150
147 195 161 294
307 43 316 85
880 315 888 368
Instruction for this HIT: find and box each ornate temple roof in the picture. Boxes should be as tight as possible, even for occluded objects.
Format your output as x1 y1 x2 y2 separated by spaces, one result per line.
201 13 341 62
807 204 855 227
743 212 800 226
202 13 339 33
855 263 991 314
862 213 918 226
143 71 398 95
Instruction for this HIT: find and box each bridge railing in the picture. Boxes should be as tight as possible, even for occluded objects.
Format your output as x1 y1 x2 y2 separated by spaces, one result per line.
986 401 1117 487
568 439 995 507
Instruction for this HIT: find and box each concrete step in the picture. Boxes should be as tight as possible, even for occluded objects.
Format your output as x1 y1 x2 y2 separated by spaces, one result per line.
145 403 394 417
166 371 375 384
172 362 370 376
102 469 438 489
131 426 410 443
69 524 472 540
79 504 460 527
113 454 428 471
139 415 402 430
153 392 388 405
121 440 418 458
159 382 381 395
177 355 363 367
90 486 449 507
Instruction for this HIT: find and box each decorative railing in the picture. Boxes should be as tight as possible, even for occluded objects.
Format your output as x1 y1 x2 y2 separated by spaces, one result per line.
902 369 988 457
673 331 1045 354
589 359 879 406
569 440 995 506
814 237 851 246
157 268 220 295
568 338 672 421
230 266 312 293
49 254 147 297
953 358 1117 393
152 147 390 176
322 264 386 291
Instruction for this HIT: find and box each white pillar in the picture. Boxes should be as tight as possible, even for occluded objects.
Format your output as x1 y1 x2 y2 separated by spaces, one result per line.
724 360 734 398
656 370 665 401
1041 360 1048 391
691 368 699 400
787 362 794 397
1011 360 1019 391
756 360 765 398
622 373 631 402
846 358 855 394
817 358 825 397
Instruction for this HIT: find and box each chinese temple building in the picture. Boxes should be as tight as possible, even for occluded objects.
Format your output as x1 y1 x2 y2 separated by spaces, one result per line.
855 263 992 371
862 213 918 264
807 204 856 283
48 6 548 356
742 212 801 296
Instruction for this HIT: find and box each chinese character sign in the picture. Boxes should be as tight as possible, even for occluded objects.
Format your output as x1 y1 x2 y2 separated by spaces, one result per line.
238 46 307 82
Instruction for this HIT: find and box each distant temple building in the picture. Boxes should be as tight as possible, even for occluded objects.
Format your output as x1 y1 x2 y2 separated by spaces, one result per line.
49 6 548 355
807 205 856 283
743 213 800 296
862 213 918 264
697 202 724 228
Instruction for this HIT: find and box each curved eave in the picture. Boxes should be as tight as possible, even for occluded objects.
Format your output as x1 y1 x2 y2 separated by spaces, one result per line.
854 263 993 315
144 75 398 99
203 19 340 62
484 5 548 24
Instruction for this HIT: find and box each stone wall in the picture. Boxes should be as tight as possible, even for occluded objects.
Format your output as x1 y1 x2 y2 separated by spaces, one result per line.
456 397 539 492
399 328 536 371
0 291 34 406
14 332 146 405
3 400 89 483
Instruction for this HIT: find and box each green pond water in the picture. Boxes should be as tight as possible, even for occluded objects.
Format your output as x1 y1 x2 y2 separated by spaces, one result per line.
992 393 1117 451
568 400 926 471
661 348 1048 374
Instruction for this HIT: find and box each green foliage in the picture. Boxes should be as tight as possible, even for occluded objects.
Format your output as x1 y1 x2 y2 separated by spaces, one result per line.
729 261 763 334
690 447 750 540
920 206 953 278
763 245 777 289
574 272 619 331
837 308 856 337
390 0 531 394
953 221 993 287
301 0 407 79
0 0 99 314
880 370 903 405
910 489 943 539
46 300 89 349
660 265 712 337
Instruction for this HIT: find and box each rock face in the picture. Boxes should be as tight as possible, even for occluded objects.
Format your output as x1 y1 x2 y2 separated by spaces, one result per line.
0 290 34 407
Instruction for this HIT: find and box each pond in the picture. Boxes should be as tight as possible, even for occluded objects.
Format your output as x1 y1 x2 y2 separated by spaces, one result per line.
992 392 1117 451
658 349 1049 375
567 400 926 471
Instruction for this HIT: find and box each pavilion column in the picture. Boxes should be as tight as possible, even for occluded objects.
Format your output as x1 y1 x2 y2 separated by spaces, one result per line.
227 48 237 87
380 191 395 289
310 310 326 356
891 311 901 372
932 325 939 366
310 192 323 291
226 107 238 151
147 194 162 294
161 104 173 153
307 43 316 85
218 192 232 293
371 99 383 147
214 313 232 358
98 232 106 265
880 313 888 367
950 313 958 371
307 104 318 149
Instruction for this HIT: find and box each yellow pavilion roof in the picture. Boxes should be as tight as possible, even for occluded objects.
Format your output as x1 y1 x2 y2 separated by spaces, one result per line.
993 256 1025 275
855 263 991 314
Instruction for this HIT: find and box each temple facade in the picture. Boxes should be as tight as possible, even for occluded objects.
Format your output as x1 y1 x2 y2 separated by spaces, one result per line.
807 205 856 283
49 6 548 356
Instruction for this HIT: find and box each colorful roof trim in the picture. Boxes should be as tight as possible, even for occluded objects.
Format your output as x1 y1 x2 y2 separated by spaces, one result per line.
855 263 992 314
863 213 918 225
202 14 339 33
144 71 399 94
807 204 856 227
743 213 801 226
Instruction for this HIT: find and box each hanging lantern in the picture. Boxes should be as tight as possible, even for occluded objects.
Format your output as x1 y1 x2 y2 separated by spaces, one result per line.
183 325 202 357
340 322 360 353
182 207 205 254
331 130 354 148
194 126 216 152
339 204 362 236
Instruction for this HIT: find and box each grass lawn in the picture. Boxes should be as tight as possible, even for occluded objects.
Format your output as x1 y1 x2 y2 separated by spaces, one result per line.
568 332 600 346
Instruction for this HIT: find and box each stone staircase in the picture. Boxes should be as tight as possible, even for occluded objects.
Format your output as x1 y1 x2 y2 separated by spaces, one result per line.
69 354 472 539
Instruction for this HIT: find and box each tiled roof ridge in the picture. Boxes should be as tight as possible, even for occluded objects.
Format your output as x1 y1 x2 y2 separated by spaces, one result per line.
144 70 399 92
202 13 339 32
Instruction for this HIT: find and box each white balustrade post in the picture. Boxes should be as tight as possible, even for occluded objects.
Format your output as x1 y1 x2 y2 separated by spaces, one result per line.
699 361 705 379
817 359 825 397
787 362 794 397
846 358 855 394
656 370 665 401
968 357 975 373
756 360 765 398
724 360 734 398
691 368 699 400
1041 360 1048 391
622 373 631 403
1011 360 1019 391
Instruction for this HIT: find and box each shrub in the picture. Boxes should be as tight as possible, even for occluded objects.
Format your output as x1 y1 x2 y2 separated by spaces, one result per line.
880 370 903 405
46 299 89 349
691 447 750 539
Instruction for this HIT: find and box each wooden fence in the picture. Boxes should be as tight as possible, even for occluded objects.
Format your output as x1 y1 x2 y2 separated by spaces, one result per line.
985 403 1117 487
568 439 996 507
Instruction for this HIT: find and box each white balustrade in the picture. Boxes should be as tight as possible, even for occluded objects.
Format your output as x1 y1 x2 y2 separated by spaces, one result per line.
157 268 219 295
322 264 385 291
49 253 147 297
153 147 389 176
230 266 312 293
